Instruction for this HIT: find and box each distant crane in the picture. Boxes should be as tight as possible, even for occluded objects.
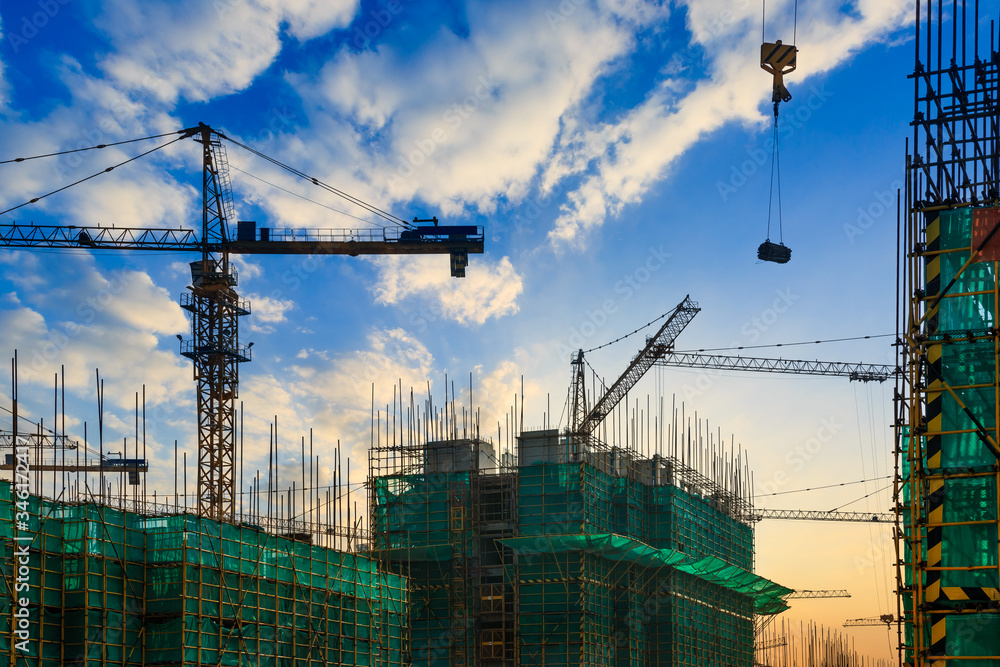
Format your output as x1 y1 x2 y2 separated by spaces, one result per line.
750 509 892 523
570 295 701 437
784 589 851 600
756 635 787 650
843 615 894 627
654 353 896 382
0 123 484 520
1 415 144 484
571 299 895 436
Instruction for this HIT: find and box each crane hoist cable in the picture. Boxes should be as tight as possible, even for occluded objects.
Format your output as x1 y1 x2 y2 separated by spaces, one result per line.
766 120 783 239
757 0 797 264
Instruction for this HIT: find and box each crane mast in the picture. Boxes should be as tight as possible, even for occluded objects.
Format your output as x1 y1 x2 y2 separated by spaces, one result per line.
184 124 245 520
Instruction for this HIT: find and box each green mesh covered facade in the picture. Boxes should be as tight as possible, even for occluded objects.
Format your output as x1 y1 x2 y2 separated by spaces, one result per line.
0 481 407 667
371 432 788 667
900 207 1000 663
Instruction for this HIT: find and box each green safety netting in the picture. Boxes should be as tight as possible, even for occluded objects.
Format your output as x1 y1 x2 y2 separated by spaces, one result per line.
0 480 408 667
910 209 1000 662
929 210 1000 587
500 533 791 614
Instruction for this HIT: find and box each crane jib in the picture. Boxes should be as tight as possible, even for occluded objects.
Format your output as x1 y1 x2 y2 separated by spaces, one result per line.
0 223 485 255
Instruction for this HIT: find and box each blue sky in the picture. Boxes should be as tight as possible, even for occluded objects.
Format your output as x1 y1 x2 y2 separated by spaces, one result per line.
0 0 917 658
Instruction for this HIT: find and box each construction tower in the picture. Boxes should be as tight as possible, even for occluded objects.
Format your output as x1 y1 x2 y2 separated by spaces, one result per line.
897 1 1000 663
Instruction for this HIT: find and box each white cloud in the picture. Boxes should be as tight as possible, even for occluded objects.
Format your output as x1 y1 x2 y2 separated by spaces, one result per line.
285 0 665 217
235 328 436 473
95 0 359 105
245 293 295 333
545 0 911 247
236 332 546 495
371 254 523 325
0 257 190 409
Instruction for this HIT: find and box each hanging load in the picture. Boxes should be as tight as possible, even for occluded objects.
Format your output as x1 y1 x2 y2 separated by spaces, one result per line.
757 239 791 263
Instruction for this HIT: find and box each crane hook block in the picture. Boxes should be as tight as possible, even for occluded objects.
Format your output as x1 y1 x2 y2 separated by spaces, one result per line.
761 41 796 107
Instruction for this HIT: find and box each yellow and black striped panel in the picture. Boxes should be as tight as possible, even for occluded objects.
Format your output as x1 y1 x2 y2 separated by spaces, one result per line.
925 348 944 605
760 42 796 71
930 614 947 658
940 587 1000 602
926 213 941 298
925 476 944 604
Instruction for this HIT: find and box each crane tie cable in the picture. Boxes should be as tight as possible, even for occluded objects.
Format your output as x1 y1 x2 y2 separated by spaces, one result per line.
828 483 893 512
0 133 191 217
673 333 894 354
218 131 410 228
229 164 386 227
756 475 893 498
582 309 672 354
0 129 190 164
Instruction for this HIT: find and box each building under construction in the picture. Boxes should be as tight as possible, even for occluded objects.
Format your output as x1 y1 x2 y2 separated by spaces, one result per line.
369 422 790 667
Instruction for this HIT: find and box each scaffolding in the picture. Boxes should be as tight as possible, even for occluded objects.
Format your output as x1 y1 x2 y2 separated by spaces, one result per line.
897 1 1000 664
370 395 789 667
0 480 408 667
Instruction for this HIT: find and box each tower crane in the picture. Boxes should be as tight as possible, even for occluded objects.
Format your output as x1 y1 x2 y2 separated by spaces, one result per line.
784 589 851 599
654 353 896 382
0 123 484 520
570 295 701 436
1 415 145 483
750 508 893 523
570 297 896 437
843 615 894 627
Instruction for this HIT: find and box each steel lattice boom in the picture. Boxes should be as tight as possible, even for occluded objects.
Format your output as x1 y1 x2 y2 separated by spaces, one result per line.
784 589 851 599
572 296 700 436
843 615 894 627
655 353 896 382
749 508 893 523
